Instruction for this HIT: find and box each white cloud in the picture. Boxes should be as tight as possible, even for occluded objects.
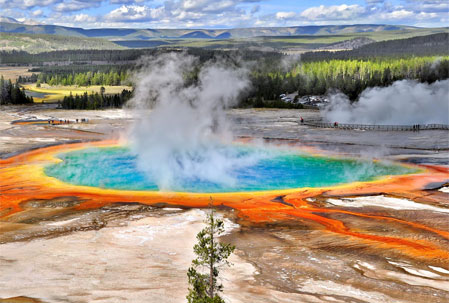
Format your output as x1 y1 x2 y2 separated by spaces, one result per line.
380 9 414 19
165 0 246 16
275 11 296 20
300 4 366 21
416 12 438 19
74 13 97 23
25 0 60 8
409 1 449 13
109 0 145 3
1 0 448 29
178 0 234 12
0 8 25 19
24 0 56 7
365 0 384 4
31 9 44 17
101 0 261 27
0 0 60 9
16 18 44 25
105 5 164 22
54 0 102 13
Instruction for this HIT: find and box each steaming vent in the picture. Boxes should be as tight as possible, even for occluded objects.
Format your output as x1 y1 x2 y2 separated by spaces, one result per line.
127 53 251 190
323 79 449 125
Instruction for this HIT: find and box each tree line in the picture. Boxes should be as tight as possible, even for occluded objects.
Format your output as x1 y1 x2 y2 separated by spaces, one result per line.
28 63 132 74
245 56 449 101
29 70 130 87
60 89 132 109
301 33 449 62
0 76 33 105
0 48 282 66
18 65 133 86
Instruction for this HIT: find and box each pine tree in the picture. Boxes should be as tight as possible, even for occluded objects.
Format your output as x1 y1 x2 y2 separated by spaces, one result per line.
187 202 235 303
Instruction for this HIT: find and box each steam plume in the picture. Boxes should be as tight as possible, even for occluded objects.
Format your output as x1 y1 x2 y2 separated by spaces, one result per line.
128 52 253 190
323 79 449 125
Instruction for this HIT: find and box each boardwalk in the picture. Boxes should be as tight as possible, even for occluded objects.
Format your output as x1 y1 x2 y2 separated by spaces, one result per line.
303 122 449 131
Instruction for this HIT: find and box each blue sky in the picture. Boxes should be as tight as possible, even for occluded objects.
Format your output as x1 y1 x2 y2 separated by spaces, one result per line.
0 0 448 28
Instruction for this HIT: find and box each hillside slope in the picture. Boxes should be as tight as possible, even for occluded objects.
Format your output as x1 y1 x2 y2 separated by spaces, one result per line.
0 32 125 54
0 22 427 40
302 33 449 60
1 20 447 54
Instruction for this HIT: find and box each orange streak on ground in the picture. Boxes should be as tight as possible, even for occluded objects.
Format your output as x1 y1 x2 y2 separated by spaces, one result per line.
12 121 73 126
1 140 448 260
282 208 449 259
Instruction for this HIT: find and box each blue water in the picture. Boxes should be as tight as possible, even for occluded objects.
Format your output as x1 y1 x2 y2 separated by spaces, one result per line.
24 90 56 99
44 145 417 193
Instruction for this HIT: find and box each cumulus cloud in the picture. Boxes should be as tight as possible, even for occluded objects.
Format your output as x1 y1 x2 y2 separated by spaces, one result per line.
275 11 296 20
406 0 449 14
416 12 438 19
0 8 25 19
1 0 448 28
300 4 366 21
172 0 251 13
109 0 145 3
25 0 60 7
380 9 414 19
105 5 164 22
74 13 97 23
102 0 260 26
164 0 256 24
0 0 60 9
31 9 44 17
54 0 102 13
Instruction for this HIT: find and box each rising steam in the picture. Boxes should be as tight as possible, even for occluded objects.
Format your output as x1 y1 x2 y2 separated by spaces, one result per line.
127 52 256 190
323 79 449 125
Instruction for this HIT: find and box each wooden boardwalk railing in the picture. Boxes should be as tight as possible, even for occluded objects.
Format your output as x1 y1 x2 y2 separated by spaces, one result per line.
302 122 449 131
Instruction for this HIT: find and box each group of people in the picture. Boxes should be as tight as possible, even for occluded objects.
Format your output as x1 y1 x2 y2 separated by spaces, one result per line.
47 118 88 125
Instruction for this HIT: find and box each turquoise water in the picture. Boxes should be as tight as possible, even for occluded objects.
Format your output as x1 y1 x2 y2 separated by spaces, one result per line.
44 146 417 193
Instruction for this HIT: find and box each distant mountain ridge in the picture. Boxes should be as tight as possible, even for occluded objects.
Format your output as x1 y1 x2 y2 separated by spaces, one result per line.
0 19 421 40
2 17 448 54
0 17 20 24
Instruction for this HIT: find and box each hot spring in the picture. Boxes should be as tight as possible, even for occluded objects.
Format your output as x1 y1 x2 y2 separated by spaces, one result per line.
44 144 418 193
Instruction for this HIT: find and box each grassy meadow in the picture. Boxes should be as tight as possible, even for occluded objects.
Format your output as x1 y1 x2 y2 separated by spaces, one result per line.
0 66 37 82
22 83 132 103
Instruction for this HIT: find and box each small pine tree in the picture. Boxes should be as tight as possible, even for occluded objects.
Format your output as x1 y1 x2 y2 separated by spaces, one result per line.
187 202 235 303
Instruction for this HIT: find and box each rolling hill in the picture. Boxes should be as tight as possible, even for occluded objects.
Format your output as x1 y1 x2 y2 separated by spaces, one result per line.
0 18 447 53
0 19 440 40
0 32 125 54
